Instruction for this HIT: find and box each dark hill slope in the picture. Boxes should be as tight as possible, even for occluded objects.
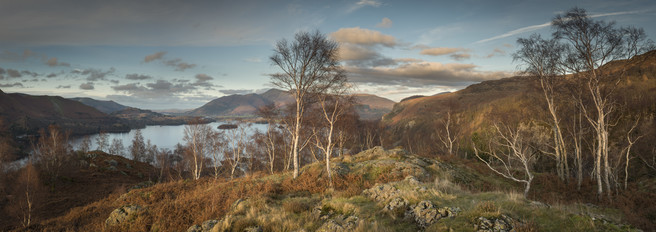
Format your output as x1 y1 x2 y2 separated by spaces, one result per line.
187 93 270 117
69 97 129 114
0 92 130 136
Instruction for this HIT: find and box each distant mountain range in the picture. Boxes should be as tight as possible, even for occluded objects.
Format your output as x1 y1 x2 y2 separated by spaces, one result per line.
69 97 128 114
187 89 396 120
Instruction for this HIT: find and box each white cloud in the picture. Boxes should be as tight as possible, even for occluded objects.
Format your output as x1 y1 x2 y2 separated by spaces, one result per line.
331 27 396 47
375 17 393 28
347 0 382 13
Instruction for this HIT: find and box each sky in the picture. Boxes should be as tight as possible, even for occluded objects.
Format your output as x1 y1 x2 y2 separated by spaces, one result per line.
1 0 655 110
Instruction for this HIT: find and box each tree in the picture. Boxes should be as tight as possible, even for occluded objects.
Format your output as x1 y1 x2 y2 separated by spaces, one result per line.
313 84 352 186
256 104 281 174
270 30 345 178
129 129 146 162
109 138 125 157
223 123 249 179
475 123 544 198
183 118 212 180
96 131 109 152
32 124 71 179
551 7 653 197
78 136 91 153
208 130 226 179
514 34 569 181
436 110 462 156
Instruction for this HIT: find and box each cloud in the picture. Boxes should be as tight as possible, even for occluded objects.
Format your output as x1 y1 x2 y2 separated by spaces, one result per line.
72 67 116 81
144 51 167 62
0 82 23 88
7 69 21 78
163 58 196 71
338 44 380 61
21 70 38 77
331 27 396 47
419 47 471 60
450 53 471 60
56 85 71 89
0 67 4 75
79 82 95 90
243 57 262 63
219 89 258 95
345 61 508 87
485 48 506 58
347 0 382 13
474 10 645 44
112 79 196 99
46 57 70 67
144 51 196 71
195 74 213 82
46 73 58 78
420 47 466 56
125 73 152 80
375 17 392 28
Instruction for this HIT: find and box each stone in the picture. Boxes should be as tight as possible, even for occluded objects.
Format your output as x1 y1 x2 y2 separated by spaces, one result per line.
363 184 398 202
405 201 459 228
243 226 263 232
201 219 219 231
384 197 408 211
106 159 118 166
474 214 514 232
186 224 202 232
105 205 143 226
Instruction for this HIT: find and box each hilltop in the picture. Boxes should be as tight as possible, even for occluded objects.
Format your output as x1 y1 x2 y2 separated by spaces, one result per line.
2 147 639 231
69 97 129 114
188 89 395 120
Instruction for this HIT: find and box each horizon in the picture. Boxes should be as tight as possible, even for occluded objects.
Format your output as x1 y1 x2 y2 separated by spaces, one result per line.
1 0 655 110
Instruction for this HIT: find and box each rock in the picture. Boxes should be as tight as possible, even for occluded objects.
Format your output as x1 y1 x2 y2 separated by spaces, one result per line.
404 175 420 185
384 197 408 211
363 184 398 202
105 205 143 226
474 214 514 232
89 163 97 168
107 166 118 171
312 205 335 220
317 215 359 232
129 181 154 191
106 159 118 166
405 201 458 228
186 224 202 232
201 219 219 231
243 226 263 232
331 162 350 176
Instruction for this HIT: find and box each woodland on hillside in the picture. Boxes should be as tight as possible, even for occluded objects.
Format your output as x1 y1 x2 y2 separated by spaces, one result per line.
1 7 656 231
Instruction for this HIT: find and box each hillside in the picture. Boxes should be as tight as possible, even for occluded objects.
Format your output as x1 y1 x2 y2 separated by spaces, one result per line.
111 107 194 126
6 147 642 231
188 89 396 120
0 91 130 137
187 93 271 117
352 94 396 120
69 97 129 114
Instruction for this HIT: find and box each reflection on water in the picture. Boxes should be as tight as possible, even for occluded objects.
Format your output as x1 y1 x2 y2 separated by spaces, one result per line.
70 122 268 159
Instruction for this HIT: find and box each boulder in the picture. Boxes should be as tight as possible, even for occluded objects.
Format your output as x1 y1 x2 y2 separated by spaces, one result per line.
105 205 143 226
474 214 515 232
317 215 359 232
384 197 408 211
363 184 398 202
405 201 459 228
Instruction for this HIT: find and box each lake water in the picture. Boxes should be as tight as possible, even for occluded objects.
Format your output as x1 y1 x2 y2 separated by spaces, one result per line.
70 122 268 158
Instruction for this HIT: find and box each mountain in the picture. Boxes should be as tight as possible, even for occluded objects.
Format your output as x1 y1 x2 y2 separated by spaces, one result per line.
69 97 129 114
352 94 396 120
187 93 271 117
188 89 396 120
0 91 130 147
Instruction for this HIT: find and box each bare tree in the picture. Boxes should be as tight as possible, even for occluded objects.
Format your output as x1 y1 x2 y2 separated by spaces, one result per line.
109 138 125 157
32 124 71 179
129 129 146 162
514 34 570 181
552 7 653 197
622 117 643 190
11 160 43 228
223 123 250 179
313 84 352 186
208 130 226 179
96 131 109 152
475 123 543 198
436 110 462 155
269 30 345 179
183 119 212 180
257 104 281 174
78 136 91 153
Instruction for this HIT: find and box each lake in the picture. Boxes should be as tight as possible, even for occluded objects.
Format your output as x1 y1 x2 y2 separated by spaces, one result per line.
70 122 269 158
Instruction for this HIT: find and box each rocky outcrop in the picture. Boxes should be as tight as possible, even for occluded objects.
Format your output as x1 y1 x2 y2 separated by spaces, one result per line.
363 183 398 202
186 219 219 232
405 201 459 229
317 215 359 232
105 205 143 226
474 215 515 232
384 197 408 211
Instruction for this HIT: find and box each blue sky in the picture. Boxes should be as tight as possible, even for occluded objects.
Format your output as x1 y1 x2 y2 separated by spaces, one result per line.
1 0 655 110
